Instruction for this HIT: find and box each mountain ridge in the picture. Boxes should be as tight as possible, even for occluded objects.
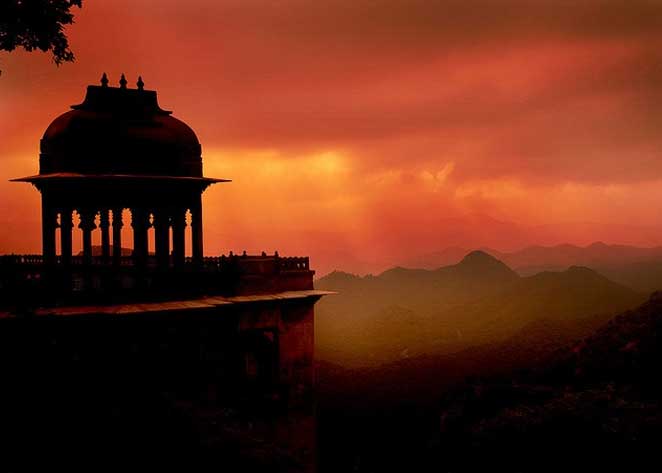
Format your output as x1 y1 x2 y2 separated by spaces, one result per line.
399 241 662 274
316 250 644 367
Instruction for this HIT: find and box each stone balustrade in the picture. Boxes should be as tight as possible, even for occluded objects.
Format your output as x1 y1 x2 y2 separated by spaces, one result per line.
0 252 314 310
1 253 310 271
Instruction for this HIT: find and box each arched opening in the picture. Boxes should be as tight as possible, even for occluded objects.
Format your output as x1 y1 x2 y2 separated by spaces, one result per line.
147 212 155 259
121 209 132 255
185 209 193 259
72 210 82 257
92 212 101 257
55 212 61 257
169 226 174 258
110 209 116 258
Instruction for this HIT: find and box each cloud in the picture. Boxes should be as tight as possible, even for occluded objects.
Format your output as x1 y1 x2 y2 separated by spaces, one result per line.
2 0 662 271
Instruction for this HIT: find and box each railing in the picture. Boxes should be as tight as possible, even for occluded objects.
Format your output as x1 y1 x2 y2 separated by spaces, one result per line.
0 254 45 265
0 252 314 308
0 253 310 272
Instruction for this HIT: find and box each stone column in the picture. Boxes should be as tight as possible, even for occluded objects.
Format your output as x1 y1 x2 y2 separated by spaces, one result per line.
79 209 97 265
171 209 186 267
60 209 73 265
191 195 204 265
99 210 111 263
41 197 57 265
154 211 170 268
112 208 123 265
131 207 150 267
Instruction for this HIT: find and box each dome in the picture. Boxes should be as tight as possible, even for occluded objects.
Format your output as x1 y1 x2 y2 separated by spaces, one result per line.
39 76 203 178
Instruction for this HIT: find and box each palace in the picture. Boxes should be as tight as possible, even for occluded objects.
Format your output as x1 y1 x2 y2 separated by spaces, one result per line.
0 74 328 472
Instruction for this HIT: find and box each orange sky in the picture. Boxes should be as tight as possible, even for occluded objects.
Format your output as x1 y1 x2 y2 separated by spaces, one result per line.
2 0 662 275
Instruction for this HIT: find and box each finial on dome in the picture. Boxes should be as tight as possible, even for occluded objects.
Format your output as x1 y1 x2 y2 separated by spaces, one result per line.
137 76 144 91
100 72 109 87
119 73 127 89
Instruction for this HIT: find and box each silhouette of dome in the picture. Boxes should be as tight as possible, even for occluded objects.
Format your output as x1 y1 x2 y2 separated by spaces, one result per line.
39 75 202 178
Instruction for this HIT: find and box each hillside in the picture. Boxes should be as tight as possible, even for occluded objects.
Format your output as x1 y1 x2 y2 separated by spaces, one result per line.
315 251 521 366
315 253 644 367
318 307 625 410
437 292 662 472
438 265 644 346
317 291 660 473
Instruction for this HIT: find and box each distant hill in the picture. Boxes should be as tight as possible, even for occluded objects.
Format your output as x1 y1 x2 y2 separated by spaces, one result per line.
316 251 520 366
317 250 519 320
598 259 662 293
502 241 662 273
315 251 644 367
403 242 662 292
442 265 644 344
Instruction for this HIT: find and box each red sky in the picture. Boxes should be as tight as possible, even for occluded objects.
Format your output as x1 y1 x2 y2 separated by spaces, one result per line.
2 0 662 275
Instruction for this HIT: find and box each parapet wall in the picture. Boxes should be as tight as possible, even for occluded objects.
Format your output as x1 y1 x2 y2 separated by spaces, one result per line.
0 253 315 310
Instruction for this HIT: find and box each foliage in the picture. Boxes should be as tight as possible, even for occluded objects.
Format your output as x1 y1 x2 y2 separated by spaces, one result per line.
0 0 82 67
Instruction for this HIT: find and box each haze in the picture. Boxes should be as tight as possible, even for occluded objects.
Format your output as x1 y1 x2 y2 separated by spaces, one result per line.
2 0 662 275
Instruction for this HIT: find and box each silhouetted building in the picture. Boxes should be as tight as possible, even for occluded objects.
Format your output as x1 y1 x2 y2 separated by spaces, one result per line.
14 72 222 270
0 75 329 472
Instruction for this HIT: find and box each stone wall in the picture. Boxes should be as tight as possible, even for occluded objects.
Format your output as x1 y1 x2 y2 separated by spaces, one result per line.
0 298 318 472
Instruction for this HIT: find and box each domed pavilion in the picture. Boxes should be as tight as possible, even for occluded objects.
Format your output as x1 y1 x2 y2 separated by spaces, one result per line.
13 73 228 268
